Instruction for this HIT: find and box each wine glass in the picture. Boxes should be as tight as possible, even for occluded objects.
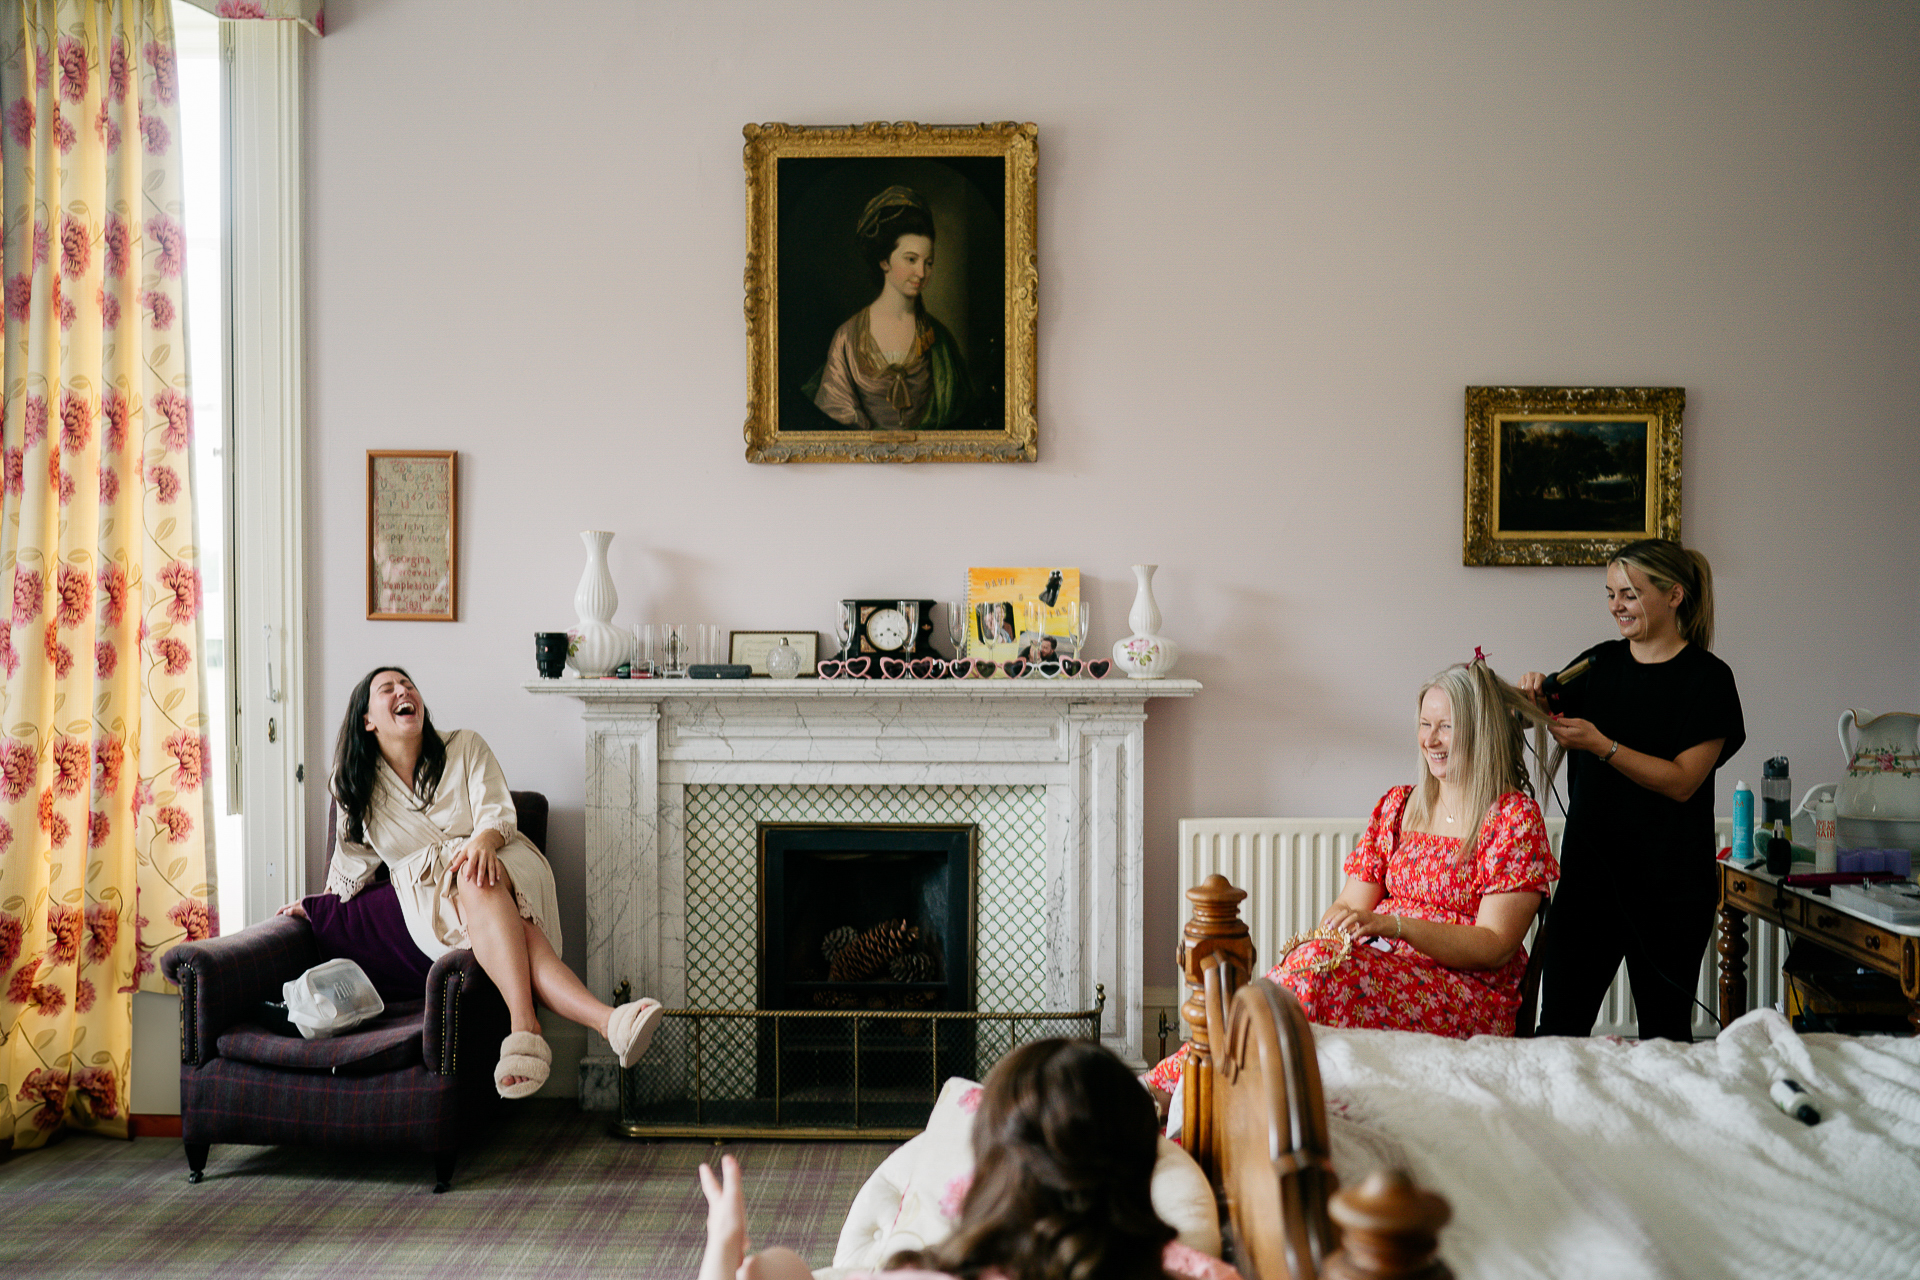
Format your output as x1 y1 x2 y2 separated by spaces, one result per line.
1065 603 1091 667
946 600 969 660
832 602 854 659
897 600 921 679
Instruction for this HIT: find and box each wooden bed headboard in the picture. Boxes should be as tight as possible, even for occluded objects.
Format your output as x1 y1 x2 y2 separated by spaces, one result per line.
1177 873 1453 1280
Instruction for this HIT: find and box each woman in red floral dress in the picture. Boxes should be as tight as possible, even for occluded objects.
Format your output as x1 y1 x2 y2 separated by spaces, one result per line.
1145 660 1558 1099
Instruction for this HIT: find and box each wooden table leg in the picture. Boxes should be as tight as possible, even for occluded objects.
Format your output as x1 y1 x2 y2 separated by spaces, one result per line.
1717 903 1748 1029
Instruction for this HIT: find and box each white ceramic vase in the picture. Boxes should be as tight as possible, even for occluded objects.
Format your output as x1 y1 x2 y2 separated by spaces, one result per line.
1112 564 1179 679
567 530 628 678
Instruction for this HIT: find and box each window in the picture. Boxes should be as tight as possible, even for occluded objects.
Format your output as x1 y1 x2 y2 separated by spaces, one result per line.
170 3 308 929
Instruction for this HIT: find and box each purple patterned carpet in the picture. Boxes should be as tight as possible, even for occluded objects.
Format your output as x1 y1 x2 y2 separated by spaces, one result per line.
0 1102 898 1279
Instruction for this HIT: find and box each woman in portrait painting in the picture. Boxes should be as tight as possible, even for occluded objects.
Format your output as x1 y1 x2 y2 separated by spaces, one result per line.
809 186 975 430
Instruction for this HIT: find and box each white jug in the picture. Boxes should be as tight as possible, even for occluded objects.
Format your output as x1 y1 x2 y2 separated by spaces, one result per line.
1835 708 1920 857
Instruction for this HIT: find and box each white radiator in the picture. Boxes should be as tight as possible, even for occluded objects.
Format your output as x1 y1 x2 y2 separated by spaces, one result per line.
1176 815 1780 1039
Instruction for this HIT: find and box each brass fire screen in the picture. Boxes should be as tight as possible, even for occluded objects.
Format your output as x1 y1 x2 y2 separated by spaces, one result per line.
616 988 1105 1140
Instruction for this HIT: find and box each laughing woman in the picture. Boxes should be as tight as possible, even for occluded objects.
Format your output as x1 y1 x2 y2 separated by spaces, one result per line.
1143 659 1558 1101
281 666 663 1097
1521 539 1744 1042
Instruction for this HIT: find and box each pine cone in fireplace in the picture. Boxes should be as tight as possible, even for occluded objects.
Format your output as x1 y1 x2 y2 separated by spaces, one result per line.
821 925 858 965
828 919 918 982
889 950 936 983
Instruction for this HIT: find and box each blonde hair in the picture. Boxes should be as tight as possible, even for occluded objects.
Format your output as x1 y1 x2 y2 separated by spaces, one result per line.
1404 660 1553 861
1612 538 1715 650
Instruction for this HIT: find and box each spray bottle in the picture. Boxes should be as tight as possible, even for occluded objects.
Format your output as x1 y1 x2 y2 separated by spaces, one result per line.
1732 781 1754 863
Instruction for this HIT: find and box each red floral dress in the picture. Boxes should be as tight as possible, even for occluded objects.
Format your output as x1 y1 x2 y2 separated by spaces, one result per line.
1145 786 1556 1094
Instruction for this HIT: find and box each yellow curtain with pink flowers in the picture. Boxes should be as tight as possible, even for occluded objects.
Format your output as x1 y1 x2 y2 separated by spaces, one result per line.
0 0 215 1150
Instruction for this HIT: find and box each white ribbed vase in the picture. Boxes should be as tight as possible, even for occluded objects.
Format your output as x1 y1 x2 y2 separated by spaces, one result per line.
1112 563 1179 679
568 530 627 677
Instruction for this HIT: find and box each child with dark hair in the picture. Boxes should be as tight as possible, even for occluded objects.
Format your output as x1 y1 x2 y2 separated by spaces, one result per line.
699 1038 1225 1280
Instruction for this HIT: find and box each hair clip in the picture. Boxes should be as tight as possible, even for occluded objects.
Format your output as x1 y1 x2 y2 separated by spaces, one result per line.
1470 646 1489 665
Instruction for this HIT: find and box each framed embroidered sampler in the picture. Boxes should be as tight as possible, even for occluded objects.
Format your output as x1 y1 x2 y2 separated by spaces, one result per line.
367 450 458 621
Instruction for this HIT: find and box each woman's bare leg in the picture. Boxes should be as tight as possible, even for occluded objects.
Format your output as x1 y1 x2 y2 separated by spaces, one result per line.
457 877 543 1036
521 919 618 1036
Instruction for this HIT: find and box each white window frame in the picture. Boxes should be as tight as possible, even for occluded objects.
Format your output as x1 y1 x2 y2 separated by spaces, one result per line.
223 20 308 925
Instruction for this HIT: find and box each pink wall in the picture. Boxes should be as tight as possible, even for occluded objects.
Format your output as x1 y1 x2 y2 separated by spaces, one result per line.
305 1 1920 999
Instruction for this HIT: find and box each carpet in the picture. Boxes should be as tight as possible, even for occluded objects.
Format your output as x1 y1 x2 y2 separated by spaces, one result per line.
0 1102 898 1279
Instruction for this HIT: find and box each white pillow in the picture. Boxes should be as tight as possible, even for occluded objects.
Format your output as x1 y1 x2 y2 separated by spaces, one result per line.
827 1076 1221 1273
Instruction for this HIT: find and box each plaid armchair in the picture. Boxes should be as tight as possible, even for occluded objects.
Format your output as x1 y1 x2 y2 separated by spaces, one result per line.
160 791 546 1192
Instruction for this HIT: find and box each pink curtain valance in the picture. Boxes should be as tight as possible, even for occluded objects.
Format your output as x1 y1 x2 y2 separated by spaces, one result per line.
175 0 322 35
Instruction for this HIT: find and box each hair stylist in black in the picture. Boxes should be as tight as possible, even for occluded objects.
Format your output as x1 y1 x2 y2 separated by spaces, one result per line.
1520 538 1745 1041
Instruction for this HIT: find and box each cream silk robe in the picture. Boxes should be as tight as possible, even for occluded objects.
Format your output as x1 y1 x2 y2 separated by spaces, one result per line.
325 730 561 961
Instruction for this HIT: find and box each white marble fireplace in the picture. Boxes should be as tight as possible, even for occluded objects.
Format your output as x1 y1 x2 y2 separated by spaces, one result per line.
526 677 1199 1104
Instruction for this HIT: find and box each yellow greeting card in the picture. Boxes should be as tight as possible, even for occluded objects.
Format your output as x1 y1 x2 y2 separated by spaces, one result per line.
963 568 1080 663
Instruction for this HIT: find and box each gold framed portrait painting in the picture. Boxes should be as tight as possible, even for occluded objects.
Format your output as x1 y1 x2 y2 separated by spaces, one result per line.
743 121 1038 464
1463 386 1684 566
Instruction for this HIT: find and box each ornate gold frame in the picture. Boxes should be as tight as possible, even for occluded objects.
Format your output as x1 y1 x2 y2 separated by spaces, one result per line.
743 121 1038 464
1463 385 1684 566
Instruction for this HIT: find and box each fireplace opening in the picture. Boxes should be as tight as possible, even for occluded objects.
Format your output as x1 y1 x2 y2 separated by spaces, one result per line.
759 822 976 1014
756 822 977 1119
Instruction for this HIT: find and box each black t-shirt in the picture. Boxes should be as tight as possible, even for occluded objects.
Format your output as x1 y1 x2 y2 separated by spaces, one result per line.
1554 640 1746 901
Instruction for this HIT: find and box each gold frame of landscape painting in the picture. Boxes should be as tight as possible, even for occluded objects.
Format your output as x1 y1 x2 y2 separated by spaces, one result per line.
743 121 1038 464
1463 385 1684 566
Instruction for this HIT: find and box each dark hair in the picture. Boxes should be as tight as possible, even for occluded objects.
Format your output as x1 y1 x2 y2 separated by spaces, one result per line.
892 1039 1175 1280
856 186 936 292
1612 538 1716 649
330 666 446 844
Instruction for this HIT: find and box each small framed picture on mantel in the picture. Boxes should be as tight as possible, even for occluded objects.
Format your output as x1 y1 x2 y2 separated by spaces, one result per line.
367 450 458 621
1463 385 1683 566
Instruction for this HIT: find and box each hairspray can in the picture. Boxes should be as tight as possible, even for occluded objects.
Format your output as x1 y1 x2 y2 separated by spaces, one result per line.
1732 781 1754 863
1814 793 1837 872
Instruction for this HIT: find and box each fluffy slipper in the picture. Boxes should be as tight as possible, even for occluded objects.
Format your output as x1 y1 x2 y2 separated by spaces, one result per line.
495 1031 551 1099
606 998 664 1069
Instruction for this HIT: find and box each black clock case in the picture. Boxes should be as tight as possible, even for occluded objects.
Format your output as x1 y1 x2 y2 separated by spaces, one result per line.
842 599 939 659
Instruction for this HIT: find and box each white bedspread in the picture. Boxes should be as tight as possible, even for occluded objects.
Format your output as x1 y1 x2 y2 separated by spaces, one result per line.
1317 1010 1920 1280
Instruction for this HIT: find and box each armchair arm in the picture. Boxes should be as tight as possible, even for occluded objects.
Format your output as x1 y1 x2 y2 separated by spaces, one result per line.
422 947 509 1076
161 916 320 1067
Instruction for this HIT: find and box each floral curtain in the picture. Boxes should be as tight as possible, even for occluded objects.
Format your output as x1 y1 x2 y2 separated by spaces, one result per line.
0 0 214 1150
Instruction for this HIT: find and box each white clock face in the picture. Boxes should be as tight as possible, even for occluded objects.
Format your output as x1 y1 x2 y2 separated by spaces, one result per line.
866 607 911 651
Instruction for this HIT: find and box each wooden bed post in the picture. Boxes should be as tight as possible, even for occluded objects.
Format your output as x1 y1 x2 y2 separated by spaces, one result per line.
1323 1168 1453 1280
1178 873 1255 1180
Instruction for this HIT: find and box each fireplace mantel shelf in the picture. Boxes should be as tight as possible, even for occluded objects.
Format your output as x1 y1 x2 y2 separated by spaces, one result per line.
535 674 1199 1102
524 677 1200 703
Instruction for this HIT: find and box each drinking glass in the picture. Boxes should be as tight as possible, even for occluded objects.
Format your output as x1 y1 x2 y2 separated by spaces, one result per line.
945 600 969 661
1065 603 1091 664
630 624 656 677
833 602 855 659
896 601 921 679
660 624 689 677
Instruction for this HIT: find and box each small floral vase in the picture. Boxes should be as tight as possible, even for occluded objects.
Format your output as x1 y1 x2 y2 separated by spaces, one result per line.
1112 564 1179 679
567 530 628 677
